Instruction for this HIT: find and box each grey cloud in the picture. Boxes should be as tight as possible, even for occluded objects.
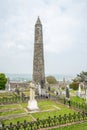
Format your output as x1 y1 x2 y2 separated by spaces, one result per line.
0 0 87 74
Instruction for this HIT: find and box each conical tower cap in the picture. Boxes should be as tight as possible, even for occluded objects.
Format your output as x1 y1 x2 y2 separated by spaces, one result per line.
35 17 42 25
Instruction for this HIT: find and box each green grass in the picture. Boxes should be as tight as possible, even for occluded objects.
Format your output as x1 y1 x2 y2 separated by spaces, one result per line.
70 89 77 95
0 109 25 116
0 104 20 109
32 105 75 120
0 92 17 98
51 122 87 130
71 96 85 104
32 100 76 120
4 115 33 124
1 100 76 125
20 102 27 108
38 100 58 110
21 100 60 110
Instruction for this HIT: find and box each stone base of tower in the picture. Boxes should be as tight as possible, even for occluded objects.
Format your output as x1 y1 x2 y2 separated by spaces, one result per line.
27 99 39 111
41 88 46 96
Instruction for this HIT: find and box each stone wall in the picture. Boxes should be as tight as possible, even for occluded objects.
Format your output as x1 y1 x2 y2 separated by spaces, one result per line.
10 82 29 90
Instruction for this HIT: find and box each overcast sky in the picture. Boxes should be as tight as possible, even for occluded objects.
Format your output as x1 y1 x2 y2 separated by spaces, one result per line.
0 0 87 75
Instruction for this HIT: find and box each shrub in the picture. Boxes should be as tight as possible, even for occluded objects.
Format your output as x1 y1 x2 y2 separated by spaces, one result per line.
46 76 58 84
0 73 7 90
69 82 79 90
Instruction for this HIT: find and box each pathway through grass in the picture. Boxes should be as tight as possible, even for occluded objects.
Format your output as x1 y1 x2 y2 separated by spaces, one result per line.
1 100 76 125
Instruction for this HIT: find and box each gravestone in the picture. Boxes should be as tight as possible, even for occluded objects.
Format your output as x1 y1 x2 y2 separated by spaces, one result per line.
66 85 70 100
65 85 71 106
27 82 39 110
85 83 87 104
76 84 81 97
38 83 41 96
58 87 62 98
5 78 11 91
35 83 41 95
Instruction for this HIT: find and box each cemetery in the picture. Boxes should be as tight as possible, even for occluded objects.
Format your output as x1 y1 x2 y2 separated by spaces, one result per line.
0 82 87 130
0 70 87 130
0 14 87 130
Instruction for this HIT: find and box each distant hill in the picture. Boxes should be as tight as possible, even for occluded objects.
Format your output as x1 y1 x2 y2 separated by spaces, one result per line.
6 73 75 82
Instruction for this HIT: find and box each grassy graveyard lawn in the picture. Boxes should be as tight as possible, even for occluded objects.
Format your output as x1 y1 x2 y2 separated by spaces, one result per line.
3 115 34 124
32 100 76 120
0 92 17 98
71 96 85 104
1 100 76 125
51 122 87 130
0 104 20 109
0 109 25 116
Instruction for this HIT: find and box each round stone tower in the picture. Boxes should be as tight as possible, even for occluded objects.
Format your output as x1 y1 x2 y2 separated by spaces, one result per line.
33 17 45 89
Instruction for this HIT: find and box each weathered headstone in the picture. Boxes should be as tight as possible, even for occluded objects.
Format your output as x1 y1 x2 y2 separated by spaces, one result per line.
27 82 39 110
85 84 87 104
5 78 11 91
66 85 70 99
76 84 81 97
58 87 62 97
38 83 41 95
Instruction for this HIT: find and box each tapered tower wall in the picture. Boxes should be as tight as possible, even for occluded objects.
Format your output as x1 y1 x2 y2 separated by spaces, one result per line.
33 17 45 88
